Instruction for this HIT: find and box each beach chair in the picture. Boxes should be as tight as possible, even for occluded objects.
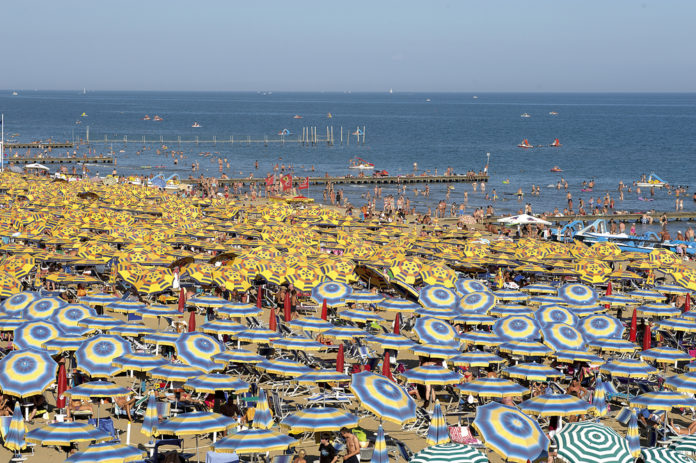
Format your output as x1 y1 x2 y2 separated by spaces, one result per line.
269 455 292 463
389 438 414 462
205 450 239 463
88 417 119 443
270 390 297 420
146 438 183 463
403 407 431 437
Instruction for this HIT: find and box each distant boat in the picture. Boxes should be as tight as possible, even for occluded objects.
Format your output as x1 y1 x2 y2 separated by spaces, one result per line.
520 113 531 118
550 166 563 172
389 88 393 94
80 112 87 117
517 139 533 149
192 122 201 128
426 98 431 102
11 91 18 96
637 173 668 189
550 138 562 147
549 111 559 115
153 115 163 121
473 95 478 99
293 115 303 119
83 88 86 95
143 115 151 120
327 113 332 118
278 128 292 136
349 157 374 169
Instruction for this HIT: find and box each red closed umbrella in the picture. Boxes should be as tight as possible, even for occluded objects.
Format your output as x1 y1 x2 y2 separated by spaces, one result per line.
686 295 691 313
284 292 292 322
393 313 401 335
56 362 67 409
629 308 637 342
604 281 612 310
320 299 328 321
382 351 394 381
257 286 264 309
188 310 196 332
269 307 277 332
178 287 186 314
336 344 344 373
643 323 651 351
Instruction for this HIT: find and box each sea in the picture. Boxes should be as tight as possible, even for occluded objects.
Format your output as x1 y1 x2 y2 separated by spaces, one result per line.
1 91 695 234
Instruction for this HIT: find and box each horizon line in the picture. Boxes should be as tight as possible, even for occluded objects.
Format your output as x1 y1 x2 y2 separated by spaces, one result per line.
3 89 696 95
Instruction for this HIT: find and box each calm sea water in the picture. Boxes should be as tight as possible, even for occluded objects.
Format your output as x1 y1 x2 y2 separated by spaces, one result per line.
1 91 695 230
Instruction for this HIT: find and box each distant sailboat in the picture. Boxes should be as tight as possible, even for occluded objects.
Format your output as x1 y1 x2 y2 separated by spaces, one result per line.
517 139 533 148
473 95 478 99
83 88 86 95
520 113 531 118
143 115 151 120
293 115 303 119
80 112 87 117
11 91 18 96
389 88 393 94
549 111 558 115
550 138 562 147
153 115 163 121
327 113 332 118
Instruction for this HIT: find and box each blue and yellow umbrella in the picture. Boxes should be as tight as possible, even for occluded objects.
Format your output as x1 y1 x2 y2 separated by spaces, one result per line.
80 293 120 306
518 393 594 417
451 351 504 368
24 297 66 320
257 359 311 377
664 373 696 394
108 323 156 337
455 278 489 295
372 424 388 463
271 336 325 351
414 317 459 347
280 407 358 432
541 323 586 352
523 283 557 294
502 362 563 382
141 393 159 438
295 369 350 384
187 295 228 308
536 305 578 327
489 305 534 318
217 303 262 318
1 292 38 318
453 313 497 325
592 377 608 417
26 422 110 446
580 314 624 340
460 331 503 347
458 378 529 398
457 291 496 314
65 442 146 463
410 344 461 359
588 338 638 353
0 349 57 398
140 304 181 318
234 328 280 344
653 284 692 295
288 317 333 333
321 326 369 341
4 402 26 453
473 402 548 463
599 294 637 306
499 341 553 356
0 316 27 332
77 315 125 332
174 332 224 372
106 300 147 314
214 429 297 454
493 315 540 342
113 353 168 372
213 349 264 364
628 289 666 302
143 331 181 347
559 283 599 306
637 303 681 318
600 359 658 379
401 365 462 385
158 411 237 436
13 320 64 351
415 307 458 320
338 308 384 323
252 388 274 430
349 372 417 425
419 284 458 310
630 391 696 410
657 317 696 333
567 304 607 317
366 333 416 351
75 334 132 378
149 363 205 382
377 298 420 313
554 350 604 365
426 399 450 446
310 281 353 307
493 290 528 302
641 347 691 364
184 373 249 394
50 304 97 334
64 380 130 399
200 319 246 336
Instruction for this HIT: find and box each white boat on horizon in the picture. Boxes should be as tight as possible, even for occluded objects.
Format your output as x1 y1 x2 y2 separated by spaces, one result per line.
521 113 531 118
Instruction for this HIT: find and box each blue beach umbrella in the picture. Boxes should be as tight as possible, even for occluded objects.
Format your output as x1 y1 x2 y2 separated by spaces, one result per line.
588 337 638 353
658 317 696 333
499 340 553 356
200 319 246 336
214 429 297 454
80 293 119 306
106 300 147 313
288 317 333 333
257 359 311 376
158 411 237 435
637 303 681 318
213 349 264 364
554 349 604 365
366 333 416 350
310 281 353 307
414 317 459 347
529 295 566 305
451 351 505 368
600 359 658 379
664 372 696 394
502 362 563 382
234 328 280 344
519 393 594 417
653 284 692 295
376 298 420 313
567 304 608 317
75 334 132 378
337 308 384 323
455 278 490 295
23 296 66 320
457 291 496 314
493 289 528 302
493 315 540 342
108 323 156 337
559 283 599 306
43 335 87 353
599 294 638 306
0 349 58 397
580 314 625 340
2 292 38 318
280 407 358 432
628 289 666 301
401 365 462 385
419 284 458 310
349 371 417 425
489 305 534 318
453 313 497 325
593 377 608 417
0 316 28 332
184 374 249 394
372 424 388 463
13 320 64 351
295 369 350 384
415 307 458 320
321 326 369 340
174 332 224 372
630 412 644 458
541 323 586 352
149 363 205 382
187 295 228 308
77 315 125 332
523 283 557 294
641 347 691 364
65 442 146 463
536 305 579 327
343 291 384 304
410 344 461 359
426 400 450 446
630 391 696 410
217 303 262 318
458 378 528 398
141 393 159 438
251 388 273 430
140 304 181 318
271 336 325 351
50 304 97 334
460 330 503 347
143 331 181 346
26 422 110 446
4 402 26 453
473 402 548 463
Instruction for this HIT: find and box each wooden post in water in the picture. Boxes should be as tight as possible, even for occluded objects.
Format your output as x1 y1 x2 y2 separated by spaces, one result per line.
142 136 145 143
247 136 251 145
124 135 127 145
178 136 181 149
330 126 334 145
264 135 268 147
362 126 366 144
213 136 216 147
340 126 343 144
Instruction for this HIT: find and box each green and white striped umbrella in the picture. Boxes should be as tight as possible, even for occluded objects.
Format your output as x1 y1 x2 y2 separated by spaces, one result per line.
410 443 488 463
555 421 633 463
642 447 694 463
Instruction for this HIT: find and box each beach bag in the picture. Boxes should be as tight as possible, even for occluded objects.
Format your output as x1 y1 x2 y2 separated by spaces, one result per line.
448 423 481 445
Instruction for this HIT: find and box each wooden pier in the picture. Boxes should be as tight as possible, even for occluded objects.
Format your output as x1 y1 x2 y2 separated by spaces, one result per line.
182 174 489 187
4 142 74 149
6 156 114 165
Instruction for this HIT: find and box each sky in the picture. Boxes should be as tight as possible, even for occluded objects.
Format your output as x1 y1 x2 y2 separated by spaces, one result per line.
1 0 695 92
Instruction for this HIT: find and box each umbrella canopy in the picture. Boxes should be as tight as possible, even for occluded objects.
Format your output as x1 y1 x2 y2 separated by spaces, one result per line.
426 400 450 446
641 347 691 364
184 374 249 394
541 323 586 352
372 424 389 463
458 378 529 398
321 326 369 341
80 293 120 306
235 328 280 344
401 365 462 385
349 371 417 425
217 303 261 318
600 359 658 379
2 292 38 318
65 442 146 463
174 332 223 372
592 378 608 417
149 363 206 382
588 338 638 353
187 295 228 308
502 362 563 382
271 336 326 351
414 317 459 347
457 291 496 314
473 402 548 463
460 331 503 347
4 402 25 452
158 411 237 436
214 429 297 454
51 304 98 334
75 334 131 378
536 305 579 327
664 373 696 394
200 319 246 336
630 391 696 410
555 421 633 463
377 298 420 313
0 349 58 397
113 353 168 372
24 297 67 320
106 300 147 313
419 284 458 310
310 281 353 307
64 381 130 399
580 314 624 340
26 422 110 446
451 352 505 368
411 443 488 463
559 283 599 306
287 317 333 333
637 303 681 318
455 279 490 295
212 349 264 364
493 315 540 342
518 393 594 417
280 407 358 432
257 359 311 377
367 333 416 350
141 393 159 438
295 369 350 384
251 388 274 430
627 405 641 458
641 447 694 463
499 341 553 356
410 344 460 359
13 320 64 351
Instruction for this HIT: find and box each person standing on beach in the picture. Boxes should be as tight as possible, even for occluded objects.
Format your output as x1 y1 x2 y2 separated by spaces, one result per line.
340 428 361 463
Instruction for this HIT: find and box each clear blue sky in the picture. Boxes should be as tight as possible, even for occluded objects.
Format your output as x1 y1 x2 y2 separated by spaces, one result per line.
2 0 694 92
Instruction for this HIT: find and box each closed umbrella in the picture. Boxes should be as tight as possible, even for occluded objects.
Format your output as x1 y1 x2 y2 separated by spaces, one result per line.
627 408 641 458
426 399 450 446
251 388 273 430
629 308 638 342
4 402 26 454
593 377 608 418
372 424 388 463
